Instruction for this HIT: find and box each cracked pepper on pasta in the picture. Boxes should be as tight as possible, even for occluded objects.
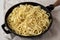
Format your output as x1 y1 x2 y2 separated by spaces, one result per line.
7 4 50 36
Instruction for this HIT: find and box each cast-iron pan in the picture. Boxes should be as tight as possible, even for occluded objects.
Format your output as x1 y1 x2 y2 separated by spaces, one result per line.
1 2 55 38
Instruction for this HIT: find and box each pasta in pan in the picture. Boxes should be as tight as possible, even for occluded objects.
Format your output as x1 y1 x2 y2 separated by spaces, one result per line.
7 4 50 36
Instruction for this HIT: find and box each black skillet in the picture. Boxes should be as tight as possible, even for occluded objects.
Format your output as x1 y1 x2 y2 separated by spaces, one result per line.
1 2 55 37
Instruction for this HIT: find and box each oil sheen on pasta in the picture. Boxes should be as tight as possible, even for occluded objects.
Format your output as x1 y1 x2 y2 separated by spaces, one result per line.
7 4 50 36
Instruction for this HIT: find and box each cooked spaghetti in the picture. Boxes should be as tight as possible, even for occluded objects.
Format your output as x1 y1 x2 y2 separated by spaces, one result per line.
7 4 50 36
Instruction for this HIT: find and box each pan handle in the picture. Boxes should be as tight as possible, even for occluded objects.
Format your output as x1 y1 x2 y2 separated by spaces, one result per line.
46 4 55 12
1 24 11 34
46 0 60 12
